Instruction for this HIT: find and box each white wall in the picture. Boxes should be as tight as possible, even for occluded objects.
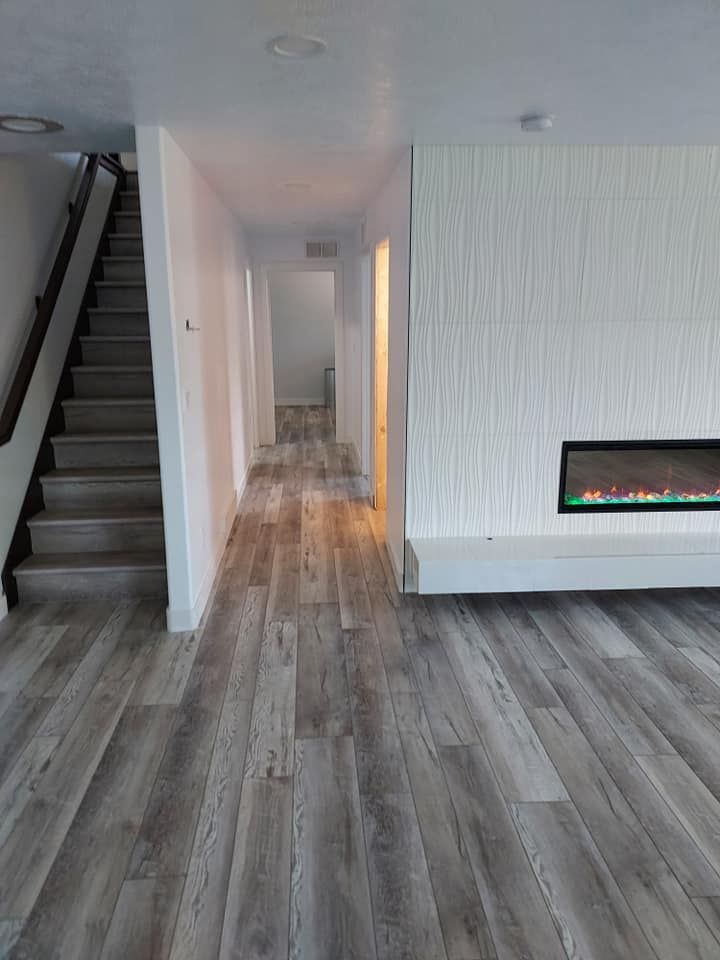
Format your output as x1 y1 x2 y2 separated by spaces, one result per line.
0 161 115 613
250 228 358 448
269 270 335 404
0 154 82 397
136 126 254 631
363 150 412 586
407 145 720 541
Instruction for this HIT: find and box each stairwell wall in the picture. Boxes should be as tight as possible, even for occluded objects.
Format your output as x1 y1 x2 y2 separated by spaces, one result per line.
136 126 254 631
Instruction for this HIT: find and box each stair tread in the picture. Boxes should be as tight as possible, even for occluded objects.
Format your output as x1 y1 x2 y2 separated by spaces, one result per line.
28 508 163 526
79 336 150 343
15 552 166 574
87 307 147 314
62 397 154 407
51 431 157 443
71 365 153 372
41 467 161 482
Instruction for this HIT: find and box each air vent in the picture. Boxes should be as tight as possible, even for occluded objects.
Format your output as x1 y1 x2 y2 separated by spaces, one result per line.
306 240 338 259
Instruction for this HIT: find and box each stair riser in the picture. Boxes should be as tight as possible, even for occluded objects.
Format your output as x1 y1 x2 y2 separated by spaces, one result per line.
63 404 157 433
72 370 153 398
81 340 152 365
30 521 164 555
113 212 141 233
88 313 149 337
103 260 145 281
95 285 147 309
16 568 167 603
52 440 160 469
41 479 163 510
108 236 143 257
119 193 140 212
125 172 139 190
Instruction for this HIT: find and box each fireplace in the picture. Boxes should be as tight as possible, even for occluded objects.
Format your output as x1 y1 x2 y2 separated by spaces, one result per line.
559 441 720 513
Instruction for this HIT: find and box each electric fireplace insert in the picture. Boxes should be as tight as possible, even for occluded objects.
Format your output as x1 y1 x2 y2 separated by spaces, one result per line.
559 440 720 513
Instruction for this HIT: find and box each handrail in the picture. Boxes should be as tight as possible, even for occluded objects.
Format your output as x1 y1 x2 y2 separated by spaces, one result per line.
0 152 125 446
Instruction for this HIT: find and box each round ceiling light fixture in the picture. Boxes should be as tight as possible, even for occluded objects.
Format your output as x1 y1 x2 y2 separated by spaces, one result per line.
520 114 554 133
0 114 64 134
267 34 327 59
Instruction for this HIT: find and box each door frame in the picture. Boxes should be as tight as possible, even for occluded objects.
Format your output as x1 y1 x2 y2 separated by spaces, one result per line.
254 260 345 446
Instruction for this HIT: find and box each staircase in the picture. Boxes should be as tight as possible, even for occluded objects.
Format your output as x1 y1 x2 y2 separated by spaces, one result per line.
12 172 168 603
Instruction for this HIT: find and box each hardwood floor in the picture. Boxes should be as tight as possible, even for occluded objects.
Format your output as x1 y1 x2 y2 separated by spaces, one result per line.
4 404 720 957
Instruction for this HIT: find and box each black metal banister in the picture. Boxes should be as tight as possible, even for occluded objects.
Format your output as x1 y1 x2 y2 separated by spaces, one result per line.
0 152 125 446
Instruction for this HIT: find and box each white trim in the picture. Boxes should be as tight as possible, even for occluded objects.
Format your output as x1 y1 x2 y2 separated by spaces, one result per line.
276 397 325 406
0 591 8 622
166 489 239 631
255 260 345 446
386 538 404 593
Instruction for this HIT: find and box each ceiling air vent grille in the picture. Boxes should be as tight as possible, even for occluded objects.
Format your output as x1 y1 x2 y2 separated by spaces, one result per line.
306 240 338 259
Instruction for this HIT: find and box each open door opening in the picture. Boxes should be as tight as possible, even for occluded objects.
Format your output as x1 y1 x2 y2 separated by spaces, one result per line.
373 239 389 511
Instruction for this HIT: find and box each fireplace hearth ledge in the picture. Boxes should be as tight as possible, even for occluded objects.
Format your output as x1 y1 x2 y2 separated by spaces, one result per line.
409 534 720 595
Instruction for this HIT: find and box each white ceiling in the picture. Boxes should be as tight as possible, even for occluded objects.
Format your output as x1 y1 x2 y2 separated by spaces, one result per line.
2 0 720 226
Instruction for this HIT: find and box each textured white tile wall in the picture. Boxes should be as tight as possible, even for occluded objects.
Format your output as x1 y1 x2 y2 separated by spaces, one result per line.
407 145 720 538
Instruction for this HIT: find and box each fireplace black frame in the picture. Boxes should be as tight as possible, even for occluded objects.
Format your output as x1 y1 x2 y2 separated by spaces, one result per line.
558 439 720 514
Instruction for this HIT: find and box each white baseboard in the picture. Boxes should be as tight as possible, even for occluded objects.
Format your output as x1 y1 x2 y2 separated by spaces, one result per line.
386 539 404 594
0 592 8 622
165 473 248 632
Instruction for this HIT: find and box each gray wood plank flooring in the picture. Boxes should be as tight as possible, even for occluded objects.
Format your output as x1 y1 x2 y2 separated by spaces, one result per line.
3 406 720 958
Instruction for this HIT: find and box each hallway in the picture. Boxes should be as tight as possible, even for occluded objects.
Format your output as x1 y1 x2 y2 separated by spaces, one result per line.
2 407 720 957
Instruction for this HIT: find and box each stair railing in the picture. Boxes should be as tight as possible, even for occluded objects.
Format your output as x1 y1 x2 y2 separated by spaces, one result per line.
0 152 126 446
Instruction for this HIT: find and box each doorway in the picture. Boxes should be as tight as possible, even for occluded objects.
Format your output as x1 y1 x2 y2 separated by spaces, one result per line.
373 239 390 510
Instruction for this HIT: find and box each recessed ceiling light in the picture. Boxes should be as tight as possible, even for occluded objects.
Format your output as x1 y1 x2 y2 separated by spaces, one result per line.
267 34 327 59
0 114 64 134
520 114 554 132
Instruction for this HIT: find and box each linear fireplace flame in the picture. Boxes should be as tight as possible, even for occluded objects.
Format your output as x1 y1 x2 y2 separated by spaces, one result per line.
559 441 720 513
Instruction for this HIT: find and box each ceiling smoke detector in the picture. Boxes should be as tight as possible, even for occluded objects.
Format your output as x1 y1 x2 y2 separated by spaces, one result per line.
520 114 554 132
267 34 327 59
0 114 64 134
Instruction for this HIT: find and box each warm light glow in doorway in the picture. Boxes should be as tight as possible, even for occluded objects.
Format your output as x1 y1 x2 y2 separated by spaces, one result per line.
374 239 389 510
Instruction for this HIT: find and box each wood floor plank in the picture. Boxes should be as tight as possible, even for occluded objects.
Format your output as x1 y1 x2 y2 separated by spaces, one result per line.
0 695 54 786
593 591 720 704
299 489 337 604
0 625 67 697
226 585 268 702
552 591 644 658
523 594 675 755
295 604 351 738
0 736 59 850
244 620 297 779
438 623 568 802
335 547 374 629
468 595 561 708
169 694 253 960
530 705 720 960
368 586 418 693
512 801 657 960
10 706 175 960
38 601 140 737
354 519 387 586
0 921 22 959
218 777 293 960
549 666 720 897
394 693 496 960
0 620 152 918
693 898 720 944
494 593 566 670
608 656 720 797
263 483 284 524
678 645 720 691
100 877 184 960
637 754 720 883
397 596 478 746
440 744 567 960
249 522 278 587
290 737 376 960
361 791 448 960
267 544 300 622
130 630 201 705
